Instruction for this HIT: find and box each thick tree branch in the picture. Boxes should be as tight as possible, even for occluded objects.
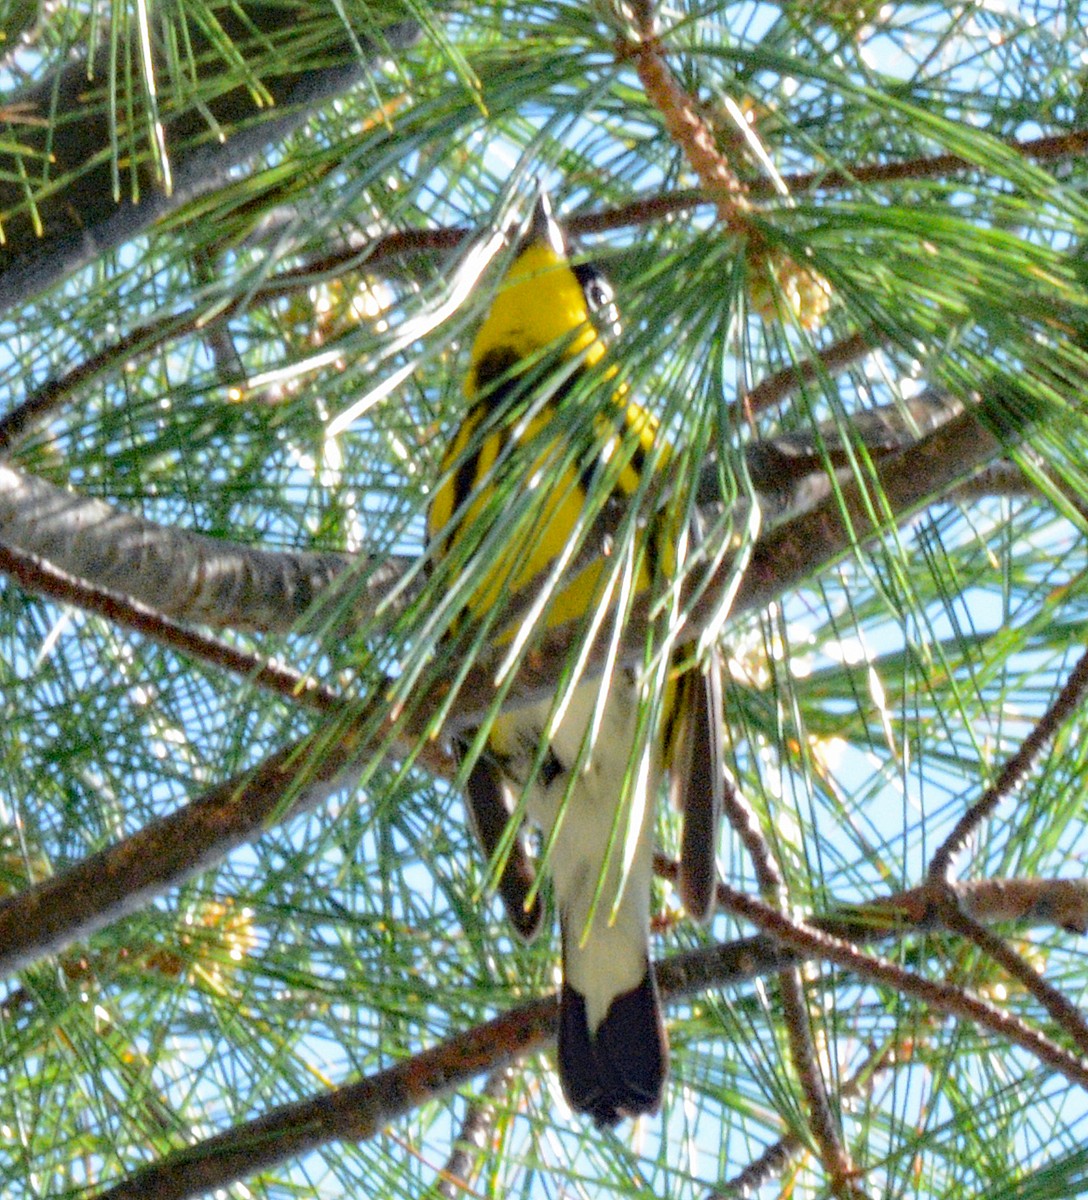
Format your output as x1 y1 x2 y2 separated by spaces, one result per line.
87 876 1088 1200
0 9 421 312
0 393 1020 1019
0 388 972 646
0 727 354 978
442 393 1009 737
0 464 364 633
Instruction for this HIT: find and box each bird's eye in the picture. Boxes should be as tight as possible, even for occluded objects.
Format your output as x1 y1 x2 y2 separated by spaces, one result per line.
587 280 611 310
573 263 610 311
573 261 621 341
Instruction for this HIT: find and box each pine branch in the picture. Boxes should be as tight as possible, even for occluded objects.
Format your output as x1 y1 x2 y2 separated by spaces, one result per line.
0 8 421 313
0 463 363 633
0 386 980 645
0 392 1021 1021
84 875 1088 1200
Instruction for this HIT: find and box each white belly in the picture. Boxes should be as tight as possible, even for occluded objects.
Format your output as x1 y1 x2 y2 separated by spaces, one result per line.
489 673 657 1031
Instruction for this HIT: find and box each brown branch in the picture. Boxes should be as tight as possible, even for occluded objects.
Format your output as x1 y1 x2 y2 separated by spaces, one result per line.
3 680 466 973
86 881 1088 1200
0 702 452 980
921 641 1088 1056
653 863 1088 944
771 129 1088 199
91 996 556 1200
710 1040 904 1200
0 394 1006 983
0 312 197 455
433 1065 517 1199
0 541 340 714
707 885 1088 1089
714 1138 797 1200
927 643 1088 885
574 129 1088 228
719 767 856 1186
719 770 858 1197
622 18 751 229
779 966 862 1198
936 902 1088 1058
0 224 469 456
721 771 784 901
0 730 350 978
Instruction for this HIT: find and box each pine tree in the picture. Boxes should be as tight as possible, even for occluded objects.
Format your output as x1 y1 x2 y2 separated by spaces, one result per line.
2 2 1088 1197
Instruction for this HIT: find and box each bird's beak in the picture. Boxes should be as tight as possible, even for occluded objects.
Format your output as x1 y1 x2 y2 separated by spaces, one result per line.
526 186 566 257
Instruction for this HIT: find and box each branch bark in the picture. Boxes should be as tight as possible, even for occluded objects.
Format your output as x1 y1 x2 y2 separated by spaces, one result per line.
0 393 1016 991
86 876 1088 1200
0 464 361 632
0 388 969 639
0 6 421 313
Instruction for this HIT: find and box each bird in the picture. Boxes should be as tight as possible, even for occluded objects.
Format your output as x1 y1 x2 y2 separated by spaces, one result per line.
427 190 723 1127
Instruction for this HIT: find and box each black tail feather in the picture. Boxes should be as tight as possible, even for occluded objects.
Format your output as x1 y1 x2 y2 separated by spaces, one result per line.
557 970 667 1127
461 750 543 942
671 660 724 925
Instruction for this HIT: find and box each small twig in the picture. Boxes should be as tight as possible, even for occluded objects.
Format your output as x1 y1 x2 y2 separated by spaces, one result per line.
718 771 860 1196
710 1040 904 1199
0 310 206 455
433 1065 517 1199
779 966 862 1198
922 643 1088 1051
713 1137 797 1200
191 248 246 384
0 541 340 714
771 129 1088 198
927 643 1088 885
720 771 783 901
936 901 1088 1059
